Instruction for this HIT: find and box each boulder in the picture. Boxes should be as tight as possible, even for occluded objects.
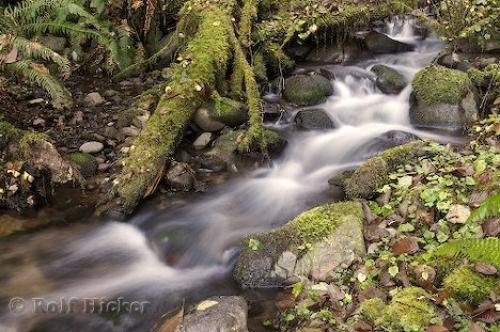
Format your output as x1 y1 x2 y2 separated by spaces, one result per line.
360 130 419 158
67 153 97 177
436 52 473 72
306 38 366 64
410 65 478 131
283 74 333 106
79 141 104 154
234 201 365 288
83 92 105 107
204 129 245 169
345 141 428 199
364 31 414 54
371 64 408 94
295 109 335 130
175 296 248 332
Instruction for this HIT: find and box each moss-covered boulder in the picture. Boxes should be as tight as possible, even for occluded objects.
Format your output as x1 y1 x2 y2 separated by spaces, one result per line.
345 141 428 199
362 287 439 332
212 97 248 128
68 152 98 177
371 64 408 94
410 65 478 131
295 109 335 130
233 201 365 288
283 74 333 106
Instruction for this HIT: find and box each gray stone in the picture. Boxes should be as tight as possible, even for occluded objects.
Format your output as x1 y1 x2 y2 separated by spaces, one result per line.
193 107 225 132
28 98 45 105
120 126 140 137
79 141 104 154
283 74 333 106
175 296 248 332
83 92 105 107
364 31 415 54
193 132 213 150
371 64 408 94
295 109 335 130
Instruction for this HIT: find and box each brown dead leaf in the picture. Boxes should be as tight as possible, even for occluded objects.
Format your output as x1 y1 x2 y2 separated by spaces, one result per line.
156 305 184 332
474 262 498 276
468 321 486 332
426 326 449 332
392 237 419 255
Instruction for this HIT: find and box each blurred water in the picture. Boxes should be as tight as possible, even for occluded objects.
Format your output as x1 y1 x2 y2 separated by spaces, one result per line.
0 17 461 332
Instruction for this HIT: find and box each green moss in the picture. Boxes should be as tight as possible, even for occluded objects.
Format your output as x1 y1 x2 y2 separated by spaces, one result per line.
412 65 470 106
345 141 427 199
283 75 332 106
68 152 98 177
115 3 235 213
361 298 386 323
444 266 498 306
379 287 439 332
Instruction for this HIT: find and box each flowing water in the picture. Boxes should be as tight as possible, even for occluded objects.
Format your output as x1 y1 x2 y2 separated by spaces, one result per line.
0 17 463 332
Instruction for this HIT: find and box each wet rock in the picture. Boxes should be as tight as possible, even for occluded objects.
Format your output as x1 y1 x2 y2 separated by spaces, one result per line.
79 141 104 154
193 132 213 150
306 38 366 64
68 153 97 177
295 109 335 130
165 163 195 191
83 92 105 107
371 64 408 94
212 98 248 128
361 130 419 158
175 296 248 332
364 31 415 54
283 74 333 106
410 65 478 131
203 129 244 168
193 105 225 132
436 52 473 72
234 202 365 288
200 155 227 172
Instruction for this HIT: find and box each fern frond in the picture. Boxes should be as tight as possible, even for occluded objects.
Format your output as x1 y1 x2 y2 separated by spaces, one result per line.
468 192 500 223
14 36 70 73
2 60 72 107
432 237 500 268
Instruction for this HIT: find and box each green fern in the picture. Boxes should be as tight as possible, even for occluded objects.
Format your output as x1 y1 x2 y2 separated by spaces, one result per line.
432 237 500 268
468 192 500 224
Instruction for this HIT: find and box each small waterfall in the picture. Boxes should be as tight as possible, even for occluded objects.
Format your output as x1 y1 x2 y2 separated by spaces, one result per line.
0 16 460 332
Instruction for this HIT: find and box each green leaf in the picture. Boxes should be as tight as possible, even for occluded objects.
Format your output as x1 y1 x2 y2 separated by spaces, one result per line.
473 159 487 174
388 265 399 277
248 238 261 251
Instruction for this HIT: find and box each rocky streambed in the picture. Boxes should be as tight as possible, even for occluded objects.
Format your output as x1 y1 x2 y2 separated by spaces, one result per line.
0 16 499 332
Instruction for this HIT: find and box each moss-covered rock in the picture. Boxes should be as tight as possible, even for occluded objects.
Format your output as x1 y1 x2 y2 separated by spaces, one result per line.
378 287 439 332
212 96 249 127
371 64 408 94
410 65 478 131
233 201 365 288
295 109 335 130
345 141 427 199
444 266 498 306
364 31 415 54
361 298 386 323
283 74 333 106
68 152 98 177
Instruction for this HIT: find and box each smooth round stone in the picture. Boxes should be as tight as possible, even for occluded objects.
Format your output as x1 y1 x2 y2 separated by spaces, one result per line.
79 141 104 154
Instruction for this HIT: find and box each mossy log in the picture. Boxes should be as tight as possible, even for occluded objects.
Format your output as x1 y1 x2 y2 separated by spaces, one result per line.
109 2 236 214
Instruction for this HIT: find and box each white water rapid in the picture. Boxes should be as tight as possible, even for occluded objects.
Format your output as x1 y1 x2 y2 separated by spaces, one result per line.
0 17 463 332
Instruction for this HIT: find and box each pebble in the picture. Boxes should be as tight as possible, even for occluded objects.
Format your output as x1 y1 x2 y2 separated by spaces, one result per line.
193 132 213 150
121 126 140 137
83 92 105 107
79 141 104 154
32 117 46 126
28 98 45 105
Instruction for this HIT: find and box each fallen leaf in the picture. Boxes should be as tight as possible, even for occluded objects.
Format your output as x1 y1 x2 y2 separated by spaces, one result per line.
392 237 419 255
